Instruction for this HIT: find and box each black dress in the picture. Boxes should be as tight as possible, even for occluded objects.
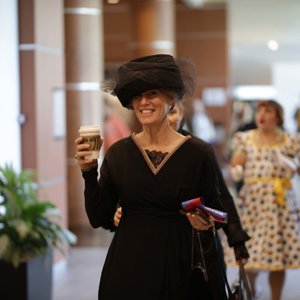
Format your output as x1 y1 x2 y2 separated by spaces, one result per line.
83 134 228 300
179 130 250 247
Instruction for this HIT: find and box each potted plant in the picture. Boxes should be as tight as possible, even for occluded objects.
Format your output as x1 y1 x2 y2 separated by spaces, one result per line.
0 163 77 300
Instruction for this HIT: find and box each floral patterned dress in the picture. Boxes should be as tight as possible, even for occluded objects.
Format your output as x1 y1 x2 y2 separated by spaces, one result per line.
224 129 300 271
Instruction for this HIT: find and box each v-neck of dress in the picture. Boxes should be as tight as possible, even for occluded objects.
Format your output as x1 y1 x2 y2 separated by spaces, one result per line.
131 133 192 175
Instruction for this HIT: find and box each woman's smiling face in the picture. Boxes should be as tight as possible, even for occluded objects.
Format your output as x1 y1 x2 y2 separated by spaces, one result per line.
132 89 173 127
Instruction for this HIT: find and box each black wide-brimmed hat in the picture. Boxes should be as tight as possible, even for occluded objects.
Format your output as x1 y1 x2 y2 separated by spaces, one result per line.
112 54 185 108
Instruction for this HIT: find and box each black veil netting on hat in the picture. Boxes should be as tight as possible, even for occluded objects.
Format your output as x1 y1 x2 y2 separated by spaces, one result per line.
101 54 196 109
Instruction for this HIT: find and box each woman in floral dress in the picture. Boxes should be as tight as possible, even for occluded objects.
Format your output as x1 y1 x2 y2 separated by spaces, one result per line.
227 100 300 300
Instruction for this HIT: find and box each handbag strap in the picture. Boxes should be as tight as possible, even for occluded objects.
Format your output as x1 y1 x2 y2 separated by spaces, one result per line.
191 228 209 281
215 234 252 299
211 230 234 299
239 264 253 299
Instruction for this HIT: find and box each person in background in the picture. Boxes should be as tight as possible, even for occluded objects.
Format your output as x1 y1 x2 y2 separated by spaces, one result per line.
102 94 131 152
232 101 257 194
294 106 300 132
191 99 217 145
74 54 240 299
227 100 300 300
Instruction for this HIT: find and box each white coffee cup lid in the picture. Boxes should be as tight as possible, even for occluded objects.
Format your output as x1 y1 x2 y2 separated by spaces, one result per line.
79 125 100 134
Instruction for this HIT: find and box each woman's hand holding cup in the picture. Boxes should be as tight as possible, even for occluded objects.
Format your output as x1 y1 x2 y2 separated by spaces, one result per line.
74 125 102 172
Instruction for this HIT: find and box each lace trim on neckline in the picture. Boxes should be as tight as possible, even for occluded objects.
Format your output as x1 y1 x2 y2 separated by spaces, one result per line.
145 149 169 169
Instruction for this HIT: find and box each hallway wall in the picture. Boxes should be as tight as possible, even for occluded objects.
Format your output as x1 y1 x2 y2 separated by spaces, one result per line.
0 0 21 170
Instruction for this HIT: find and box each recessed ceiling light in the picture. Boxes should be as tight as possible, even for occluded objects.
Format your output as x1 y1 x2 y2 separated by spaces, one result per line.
182 0 205 8
107 0 119 4
268 40 279 51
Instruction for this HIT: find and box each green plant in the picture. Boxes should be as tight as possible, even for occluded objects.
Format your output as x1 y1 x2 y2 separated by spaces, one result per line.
0 164 77 267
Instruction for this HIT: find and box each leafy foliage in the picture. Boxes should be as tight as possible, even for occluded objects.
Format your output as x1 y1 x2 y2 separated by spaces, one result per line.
0 164 77 267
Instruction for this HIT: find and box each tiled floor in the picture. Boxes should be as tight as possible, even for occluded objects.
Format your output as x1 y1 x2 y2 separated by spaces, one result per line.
53 246 300 300
53 247 106 300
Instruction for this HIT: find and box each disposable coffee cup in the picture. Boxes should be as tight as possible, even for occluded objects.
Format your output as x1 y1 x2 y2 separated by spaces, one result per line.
79 125 102 160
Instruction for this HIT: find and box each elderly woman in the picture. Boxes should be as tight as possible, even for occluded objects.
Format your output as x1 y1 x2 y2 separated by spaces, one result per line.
75 54 237 300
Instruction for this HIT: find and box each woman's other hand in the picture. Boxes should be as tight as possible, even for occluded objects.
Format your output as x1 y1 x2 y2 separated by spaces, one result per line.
233 241 249 265
74 137 98 171
186 212 213 231
114 207 122 227
229 164 244 182
229 150 246 182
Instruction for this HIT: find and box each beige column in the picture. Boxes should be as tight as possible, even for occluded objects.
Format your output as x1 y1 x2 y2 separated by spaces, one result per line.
131 0 176 56
64 0 104 229
19 0 68 232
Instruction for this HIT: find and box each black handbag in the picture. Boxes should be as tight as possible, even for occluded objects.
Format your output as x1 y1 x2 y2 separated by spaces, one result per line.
225 264 253 300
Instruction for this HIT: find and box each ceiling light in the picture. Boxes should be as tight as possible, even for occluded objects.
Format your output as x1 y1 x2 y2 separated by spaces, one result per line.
268 40 279 51
182 0 205 8
232 85 277 100
107 0 119 4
